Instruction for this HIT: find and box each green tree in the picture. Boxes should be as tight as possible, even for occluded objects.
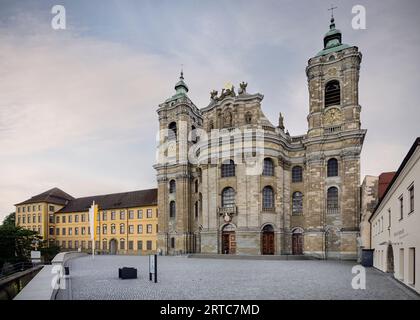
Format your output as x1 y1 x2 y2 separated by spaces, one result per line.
40 242 61 263
0 223 41 269
0 212 60 268
2 212 15 227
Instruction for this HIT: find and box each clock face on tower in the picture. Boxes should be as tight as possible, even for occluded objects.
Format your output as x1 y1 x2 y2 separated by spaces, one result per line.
324 108 342 125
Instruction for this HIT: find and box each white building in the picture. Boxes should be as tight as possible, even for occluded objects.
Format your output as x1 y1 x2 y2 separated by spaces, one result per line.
370 137 420 293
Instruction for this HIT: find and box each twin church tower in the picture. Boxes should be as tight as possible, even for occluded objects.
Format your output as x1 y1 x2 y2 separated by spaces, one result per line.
154 16 366 259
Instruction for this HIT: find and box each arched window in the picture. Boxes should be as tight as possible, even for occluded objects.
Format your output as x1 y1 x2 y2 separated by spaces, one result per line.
169 180 176 193
102 224 107 235
221 160 235 177
325 80 340 107
292 166 303 182
292 191 303 214
169 201 176 218
208 120 214 131
111 224 116 234
262 186 274 209
327 158 338 177
327 187 339 214
194 201 199 218
223 111 233 128
102 239 107 250
191 125 197 143
245 112 252 124
263 158 274 176
262 224 274 232
120 238 125 250
168 122 177 140
119 223 125 234
222 187 235 208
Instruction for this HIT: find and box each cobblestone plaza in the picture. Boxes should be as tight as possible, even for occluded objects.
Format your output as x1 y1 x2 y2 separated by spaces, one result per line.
58 256 419 300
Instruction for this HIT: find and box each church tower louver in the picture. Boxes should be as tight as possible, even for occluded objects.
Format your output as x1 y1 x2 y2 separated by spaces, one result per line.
155 15 366 259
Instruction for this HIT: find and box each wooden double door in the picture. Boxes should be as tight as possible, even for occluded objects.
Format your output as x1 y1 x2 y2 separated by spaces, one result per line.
222 231 236 254
292 233 303 255
261 232 275 255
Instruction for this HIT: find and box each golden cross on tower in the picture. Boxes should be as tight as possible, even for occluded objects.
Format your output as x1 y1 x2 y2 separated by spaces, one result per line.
328 4 338 18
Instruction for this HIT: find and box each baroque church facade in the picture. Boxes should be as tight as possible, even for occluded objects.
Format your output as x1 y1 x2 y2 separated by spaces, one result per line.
154 17 366 259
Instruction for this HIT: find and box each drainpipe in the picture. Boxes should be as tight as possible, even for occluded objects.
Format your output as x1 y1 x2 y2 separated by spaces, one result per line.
98 209 101 254
126 209 129 254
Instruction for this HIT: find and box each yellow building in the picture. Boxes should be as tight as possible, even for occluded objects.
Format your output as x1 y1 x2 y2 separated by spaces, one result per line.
15 188 74 241
15 188 158 255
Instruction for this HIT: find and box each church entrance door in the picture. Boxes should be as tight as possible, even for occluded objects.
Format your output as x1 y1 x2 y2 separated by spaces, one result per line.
292 228 304 255
221 224 236 254
261 225 275 255
325 228 340 259
222 232 236 254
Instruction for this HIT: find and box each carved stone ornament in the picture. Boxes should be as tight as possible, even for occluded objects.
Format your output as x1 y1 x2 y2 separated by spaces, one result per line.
327 67 337 77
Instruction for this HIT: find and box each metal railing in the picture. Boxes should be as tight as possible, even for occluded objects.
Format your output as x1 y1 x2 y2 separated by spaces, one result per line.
218 206 237 215
0 262 37 279
324 125 342 134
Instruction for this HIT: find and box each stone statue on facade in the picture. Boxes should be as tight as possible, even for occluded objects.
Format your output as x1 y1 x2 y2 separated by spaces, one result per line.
238 81 248 94
210 90 218 101
278 112 285 131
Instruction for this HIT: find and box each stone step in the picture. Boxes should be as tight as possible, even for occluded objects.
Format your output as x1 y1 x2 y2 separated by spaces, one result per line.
186 254 317 261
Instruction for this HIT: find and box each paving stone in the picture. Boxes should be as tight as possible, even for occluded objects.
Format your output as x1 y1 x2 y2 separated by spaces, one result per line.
58 255 419 300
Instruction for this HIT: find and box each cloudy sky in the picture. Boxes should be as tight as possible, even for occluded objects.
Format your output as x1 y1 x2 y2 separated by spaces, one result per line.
0 0 419 222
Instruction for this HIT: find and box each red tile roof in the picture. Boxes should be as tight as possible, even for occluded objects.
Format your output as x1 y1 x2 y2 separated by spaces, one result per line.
378 172 396 200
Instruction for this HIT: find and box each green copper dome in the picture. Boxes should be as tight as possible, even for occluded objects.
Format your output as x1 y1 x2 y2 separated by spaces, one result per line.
174 71 189 94
316 17 350 57
165 71 189 103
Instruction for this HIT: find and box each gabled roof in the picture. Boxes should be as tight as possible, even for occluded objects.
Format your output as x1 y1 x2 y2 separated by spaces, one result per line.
15 187 74 206
369 137 420 222
56 188 157 213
